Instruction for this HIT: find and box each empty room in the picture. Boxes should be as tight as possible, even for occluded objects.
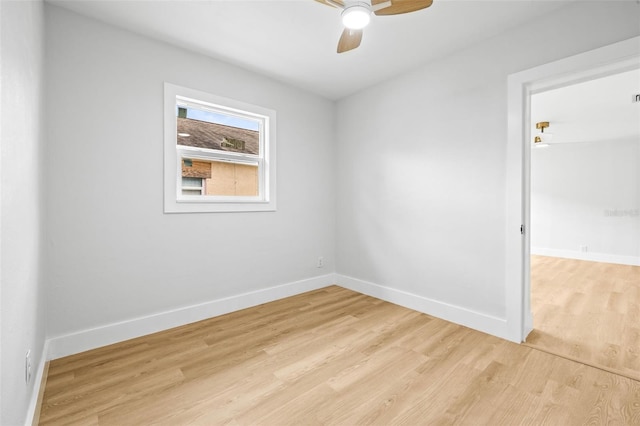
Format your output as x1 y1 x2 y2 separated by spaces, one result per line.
1 0 639 425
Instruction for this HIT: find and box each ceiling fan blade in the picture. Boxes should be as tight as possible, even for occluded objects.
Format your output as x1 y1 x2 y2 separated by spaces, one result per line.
337 28 363 53
314 0 344 8
374 0 433 16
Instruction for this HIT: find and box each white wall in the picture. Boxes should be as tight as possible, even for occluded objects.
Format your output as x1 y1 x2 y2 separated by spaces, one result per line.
44 6 335 340
532 139 640 265
1 0 46 424
335 1 640 331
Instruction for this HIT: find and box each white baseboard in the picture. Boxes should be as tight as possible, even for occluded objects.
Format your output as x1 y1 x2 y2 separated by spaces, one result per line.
25 340 49 426
46 271 516 361
532 247 640 266
335 274 512 342
47 274 336 360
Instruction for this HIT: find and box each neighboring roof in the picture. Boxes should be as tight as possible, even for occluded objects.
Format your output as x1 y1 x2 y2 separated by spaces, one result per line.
177 117 259 155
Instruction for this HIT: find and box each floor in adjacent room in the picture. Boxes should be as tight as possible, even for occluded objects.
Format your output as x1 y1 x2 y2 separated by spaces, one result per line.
526 255 640 382
39 285 639 425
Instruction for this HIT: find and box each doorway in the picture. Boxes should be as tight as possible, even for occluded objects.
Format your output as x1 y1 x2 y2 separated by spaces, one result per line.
505 36 640 345
524 69 640 380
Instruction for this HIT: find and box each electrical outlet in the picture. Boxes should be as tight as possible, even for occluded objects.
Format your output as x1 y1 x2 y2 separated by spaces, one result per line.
25 350 32 385
317 256 324 268
580 245 588 253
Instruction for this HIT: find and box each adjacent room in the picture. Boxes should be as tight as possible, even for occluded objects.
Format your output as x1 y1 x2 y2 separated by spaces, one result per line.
1 0 639 424
526 69 640 381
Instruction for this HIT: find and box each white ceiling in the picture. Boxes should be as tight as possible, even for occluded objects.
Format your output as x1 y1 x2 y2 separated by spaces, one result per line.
532 68 640 145
48 0 576 100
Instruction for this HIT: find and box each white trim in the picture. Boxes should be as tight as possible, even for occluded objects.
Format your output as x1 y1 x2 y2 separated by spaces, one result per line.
336 274 511 342
164 82 277 213
24 340 49 426
47 274 335 360
45 272 516 361
532 247 640 267
506 36 640 343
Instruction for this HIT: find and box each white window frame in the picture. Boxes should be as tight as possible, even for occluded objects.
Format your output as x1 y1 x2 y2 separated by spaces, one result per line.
164 83 276 213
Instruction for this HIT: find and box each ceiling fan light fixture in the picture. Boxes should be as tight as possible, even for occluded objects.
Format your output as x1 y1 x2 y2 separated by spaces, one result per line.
342 4 371 29
315 0 434 53
534 121 551 147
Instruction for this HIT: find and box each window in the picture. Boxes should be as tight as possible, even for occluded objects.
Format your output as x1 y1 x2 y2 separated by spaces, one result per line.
181 177 204 196
164 83 276 213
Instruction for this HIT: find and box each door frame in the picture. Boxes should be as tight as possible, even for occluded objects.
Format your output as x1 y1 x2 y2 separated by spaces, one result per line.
505 36 640 343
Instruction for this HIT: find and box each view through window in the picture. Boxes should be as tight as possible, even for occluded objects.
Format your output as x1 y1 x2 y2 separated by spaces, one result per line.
164 83 276 213
177 103 261 198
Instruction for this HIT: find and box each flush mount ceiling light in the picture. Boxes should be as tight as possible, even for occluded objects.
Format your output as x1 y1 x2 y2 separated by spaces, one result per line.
534 121 552 147
315 0 433 53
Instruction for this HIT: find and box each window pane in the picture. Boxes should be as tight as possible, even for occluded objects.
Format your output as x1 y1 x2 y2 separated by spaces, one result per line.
182 177 203 188
182 189 203 196
176 105 260 156
181 157 258 197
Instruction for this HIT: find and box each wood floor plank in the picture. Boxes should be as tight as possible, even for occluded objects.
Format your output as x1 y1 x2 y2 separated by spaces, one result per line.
40 285 640 425
526 255 640 381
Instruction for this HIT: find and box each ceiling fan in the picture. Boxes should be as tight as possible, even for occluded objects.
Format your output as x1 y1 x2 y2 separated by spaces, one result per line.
314 0 433 53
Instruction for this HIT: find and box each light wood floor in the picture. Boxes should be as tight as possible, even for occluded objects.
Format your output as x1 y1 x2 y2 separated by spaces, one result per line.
40 286 640 425
527 255 640 382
